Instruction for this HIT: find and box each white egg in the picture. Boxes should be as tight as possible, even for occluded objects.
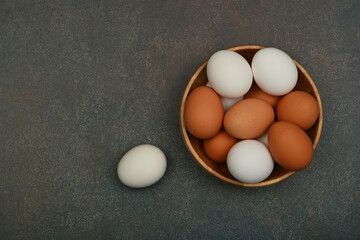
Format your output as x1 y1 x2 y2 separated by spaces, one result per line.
256 130 269 147
227 140 274 184
252 47 298 96
207 50 253 98
206 82 243 111
221 96 243 111
117 144 166 188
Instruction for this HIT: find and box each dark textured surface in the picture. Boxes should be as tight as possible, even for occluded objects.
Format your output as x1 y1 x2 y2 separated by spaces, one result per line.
1 0 359 239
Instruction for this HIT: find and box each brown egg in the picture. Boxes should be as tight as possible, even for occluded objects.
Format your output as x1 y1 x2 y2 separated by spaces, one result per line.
184 86 224 139
268 121 313 171
276 91 319 130
224 98 274 139
203 129 238 163
244 83 280 108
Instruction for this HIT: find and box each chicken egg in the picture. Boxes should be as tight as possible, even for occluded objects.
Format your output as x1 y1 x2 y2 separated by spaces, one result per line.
256 130 269 147
277 91 319 130
268 121 314 171
206 81 243 111
203 129 238 163
224 98 274 139
207 50 253 98
227 140 274 184
117 145 167 188
184 86 224 139
252 47 298 96
244 83 280 108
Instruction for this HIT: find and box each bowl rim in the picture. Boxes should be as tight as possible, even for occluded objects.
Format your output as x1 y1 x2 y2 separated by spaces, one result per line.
180 45 323 187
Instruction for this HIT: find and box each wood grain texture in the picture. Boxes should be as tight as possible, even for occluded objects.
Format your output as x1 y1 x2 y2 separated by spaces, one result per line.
180 45 323 187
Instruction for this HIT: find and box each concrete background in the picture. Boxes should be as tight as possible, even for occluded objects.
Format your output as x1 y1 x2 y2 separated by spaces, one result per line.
1 0 359 239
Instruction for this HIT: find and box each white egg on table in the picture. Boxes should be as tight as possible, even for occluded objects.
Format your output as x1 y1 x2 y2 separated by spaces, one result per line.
252 47 298 96
207 50 253 98
227 140 274 184
206 82 243 111
117 144 167 188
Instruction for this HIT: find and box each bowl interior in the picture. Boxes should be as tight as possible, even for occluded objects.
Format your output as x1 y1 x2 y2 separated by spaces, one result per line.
180 45 323 187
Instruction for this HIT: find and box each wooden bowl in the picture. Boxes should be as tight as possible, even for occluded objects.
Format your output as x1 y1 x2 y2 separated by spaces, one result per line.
180 45 323 187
